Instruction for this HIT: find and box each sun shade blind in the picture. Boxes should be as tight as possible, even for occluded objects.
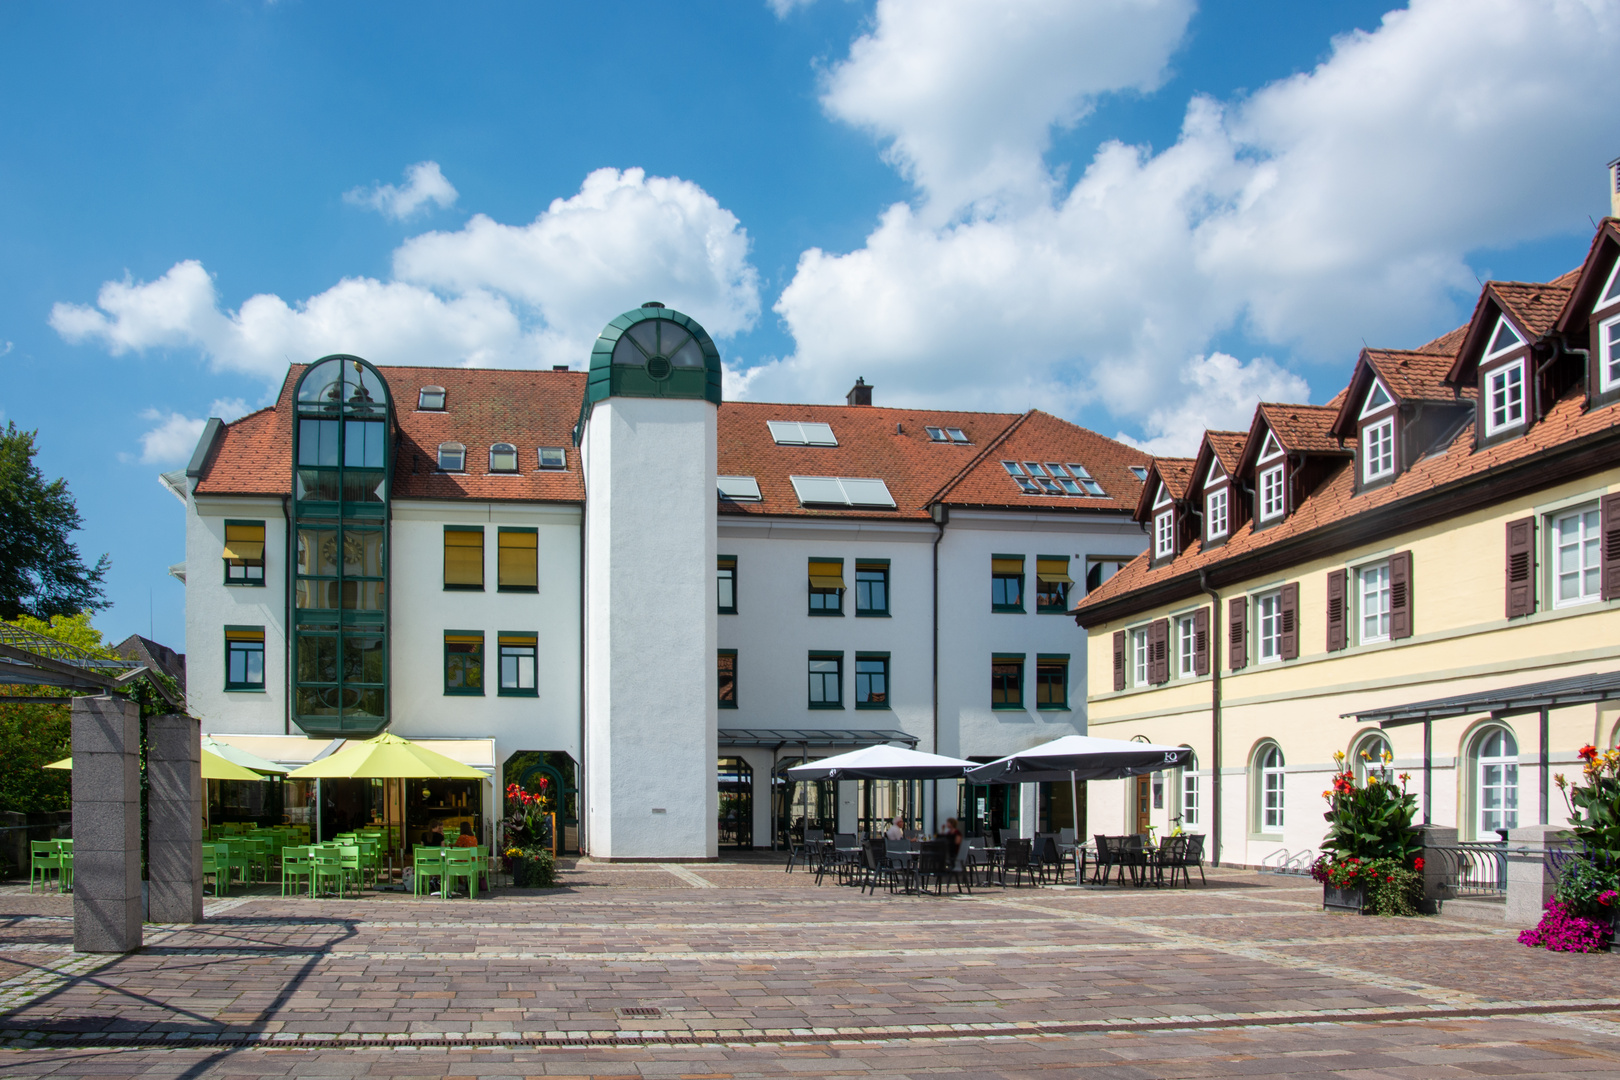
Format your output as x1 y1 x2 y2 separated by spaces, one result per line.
991 557 1024 574
444 633 483 645
444 528 484 587
1227 597 1247 671
1326 569 1348 651
1193 606 1210 676
1389 550 1413 639
1505 518 1535 618
498 632 536 647
223 522 265 561
808 560 845 590
1279 582 1299 660
224 628 264 642
1035 557 1073 583
498 530 538 589
1602 493 1620 601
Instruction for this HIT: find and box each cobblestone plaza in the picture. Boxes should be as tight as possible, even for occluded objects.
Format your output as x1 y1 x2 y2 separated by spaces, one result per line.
2 860 1618 1078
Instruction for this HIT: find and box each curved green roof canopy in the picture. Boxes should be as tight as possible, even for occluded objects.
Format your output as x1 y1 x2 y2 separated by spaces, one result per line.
585 303 723 412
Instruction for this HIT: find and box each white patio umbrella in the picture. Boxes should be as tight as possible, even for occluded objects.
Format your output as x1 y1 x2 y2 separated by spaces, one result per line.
785 744 973 781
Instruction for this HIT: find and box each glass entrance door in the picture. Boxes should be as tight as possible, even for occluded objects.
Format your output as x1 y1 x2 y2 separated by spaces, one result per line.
718 757 753 849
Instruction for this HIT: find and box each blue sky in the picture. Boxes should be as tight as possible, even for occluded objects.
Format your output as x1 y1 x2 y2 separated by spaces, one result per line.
2 0 1617 651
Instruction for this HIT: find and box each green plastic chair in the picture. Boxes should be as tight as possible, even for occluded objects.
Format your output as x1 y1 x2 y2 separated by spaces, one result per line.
29 841 63 893
243 838 272 883
441 848 479 899
413 846 445 897
55 840 74 892
335 845 363 897
220 839 251 887
310 847 345 898
201 843 228 897
280 846 313 896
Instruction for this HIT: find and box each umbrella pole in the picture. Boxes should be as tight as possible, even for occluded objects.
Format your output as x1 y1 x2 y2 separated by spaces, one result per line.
1069 770 1079 884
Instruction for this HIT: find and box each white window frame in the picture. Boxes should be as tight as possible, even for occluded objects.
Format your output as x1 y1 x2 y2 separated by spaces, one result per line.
1473 726 1519 839
1551 504 1602 608
1359 377 1394 418
1131 627 1149 687
1358 560 1392 643
1205 486 1228 541
437 442 465 472
489 443 519 473
1177 615 1196 677
1351 733 1393 784
1362 416 1395 483
1259 465 1285 522
1484 359 1526 435
1483 314 1526 361
1154 509 1175 559
1254 742 1285 834
1258 431 1283 462
1597 258 1620 313
1600 312 1620 394
1256 590 1283 663
1179 753 1199 827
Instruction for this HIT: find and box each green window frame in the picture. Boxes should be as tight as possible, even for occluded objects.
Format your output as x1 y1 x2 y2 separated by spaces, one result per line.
497 528 538 593
992 555 1025 612
808 557 845 616
718 555 737 614
497 632 538 697
992 652 1025 710
224 626 265 691
1035 653 1069 710
444 631 485 696
855 652 890 709
1035 556 1074 613
444 526 484 591
855 560 890 617
808 651 843 709
223 520 266 587
718 649 737 709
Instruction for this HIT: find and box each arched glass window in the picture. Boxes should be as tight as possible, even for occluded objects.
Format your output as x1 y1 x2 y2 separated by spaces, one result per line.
1254 742 1285 832
1352 733 1393 783
1178 750 1199 828
489 443 518 473
437 443 465 472
1475 727 1519 838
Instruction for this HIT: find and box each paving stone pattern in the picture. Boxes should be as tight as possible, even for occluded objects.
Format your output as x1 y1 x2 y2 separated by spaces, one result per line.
1 862 1618 1077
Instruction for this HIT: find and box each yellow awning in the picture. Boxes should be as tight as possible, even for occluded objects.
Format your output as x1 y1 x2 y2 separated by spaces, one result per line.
991 557 1024 574
1036 558 1073 583
808 560 845 590
284 733 487 780
222 541 264 561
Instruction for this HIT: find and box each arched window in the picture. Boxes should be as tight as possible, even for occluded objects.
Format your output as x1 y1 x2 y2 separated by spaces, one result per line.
1253 742 1285 833
437 443 465 472
1472 726 1519 839
1351 732 1393 783
1178 749 1199 828
489 443 518 473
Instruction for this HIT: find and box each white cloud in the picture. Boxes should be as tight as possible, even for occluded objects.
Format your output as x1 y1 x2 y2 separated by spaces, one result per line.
136 398 249 465
767 0 817 15
344 161 459 221
1115 353 1311 457
821 0 1194 218
52 168 760 378
766 0 1620 432
0 341 12 355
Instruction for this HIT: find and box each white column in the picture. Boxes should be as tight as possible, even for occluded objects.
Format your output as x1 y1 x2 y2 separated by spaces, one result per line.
583 396 718 860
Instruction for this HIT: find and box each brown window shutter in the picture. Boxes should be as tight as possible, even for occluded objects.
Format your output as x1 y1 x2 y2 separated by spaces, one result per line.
1279 582 1299 660
1227 596 1247 671
1112 630 1126 692
1390 550 1414 639
1505 517 1535 617
1193 606 1210 676
1326 569 1347 652
1603 493 1620 602
1150 618 1170 684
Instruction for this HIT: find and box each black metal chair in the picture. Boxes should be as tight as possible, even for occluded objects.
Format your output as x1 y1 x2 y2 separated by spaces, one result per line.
1002 837 1040 887
785 827 824 874
1151 835 1188 887
914 838 970 895
1181 833 1207 886
1091 834 1121 885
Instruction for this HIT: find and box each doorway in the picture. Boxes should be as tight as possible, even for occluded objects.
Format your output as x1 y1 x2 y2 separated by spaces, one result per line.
718 756 753 848
1133 773 1151 835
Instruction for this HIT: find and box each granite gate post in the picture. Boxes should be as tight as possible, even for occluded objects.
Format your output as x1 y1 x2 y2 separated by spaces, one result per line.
146 713 203 923
70 695 142 952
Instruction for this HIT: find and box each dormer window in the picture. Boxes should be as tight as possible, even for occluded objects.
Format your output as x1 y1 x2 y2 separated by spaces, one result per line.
1258 430 1283 463
537 447 567 470
1154 507 1175 559
1485 361 1525 435
1598 313 1620 393
1596 259 1620 312
1484 315 1525 360
418 386 446 411
1360 379 1393 417
489 443 519 473
1206 487 1228 541
1362 417 1395 483
437 442 465 472
1259 464 1285 521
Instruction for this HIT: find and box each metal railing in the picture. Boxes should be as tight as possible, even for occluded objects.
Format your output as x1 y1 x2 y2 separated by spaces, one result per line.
1260 848 1317 875
1428 842 1507 898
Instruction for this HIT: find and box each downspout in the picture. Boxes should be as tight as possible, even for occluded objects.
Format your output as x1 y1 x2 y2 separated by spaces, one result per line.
281 495 292 736
1198 568 1222 869
930 503 947 832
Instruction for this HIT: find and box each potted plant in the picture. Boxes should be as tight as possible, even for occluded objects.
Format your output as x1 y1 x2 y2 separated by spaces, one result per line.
1310 750 1424 916
502 780 559 889
1522 746 1620 951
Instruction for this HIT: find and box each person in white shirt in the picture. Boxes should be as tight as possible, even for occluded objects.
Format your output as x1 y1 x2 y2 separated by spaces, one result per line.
884 816 905 842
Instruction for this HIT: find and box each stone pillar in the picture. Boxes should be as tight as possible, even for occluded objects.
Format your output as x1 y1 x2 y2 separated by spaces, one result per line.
71 696 142 953
146 713 202 923
1505 823 1566 927
1410 824 1457 915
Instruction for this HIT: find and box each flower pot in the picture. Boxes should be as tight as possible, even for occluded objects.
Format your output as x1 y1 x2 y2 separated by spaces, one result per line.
509 855 556 889
1323 883 1370 914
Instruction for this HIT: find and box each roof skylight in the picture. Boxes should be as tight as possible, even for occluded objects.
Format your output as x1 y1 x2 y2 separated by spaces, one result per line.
418 386 446 411
717 475 762 501
925 426 947 441
1002 460 1105 497
768 420 838 446
1128 465 1149 481
1065 464 1106 496
490 443 518 473
789 475 896 508
538 447 567 470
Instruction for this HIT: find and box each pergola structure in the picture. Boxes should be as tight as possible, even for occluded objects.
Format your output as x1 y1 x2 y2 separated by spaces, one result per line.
0 621 182 709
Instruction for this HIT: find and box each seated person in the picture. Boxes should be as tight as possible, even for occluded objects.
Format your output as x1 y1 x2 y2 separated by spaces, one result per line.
424 820 444 847
454 822 478 848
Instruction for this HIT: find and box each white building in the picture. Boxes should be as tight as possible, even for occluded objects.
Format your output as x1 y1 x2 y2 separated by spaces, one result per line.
171 304 1149 859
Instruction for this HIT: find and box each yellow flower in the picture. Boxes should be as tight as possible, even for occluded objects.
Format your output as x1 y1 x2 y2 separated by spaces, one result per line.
1334 750 1346 764
1382 749 1393 764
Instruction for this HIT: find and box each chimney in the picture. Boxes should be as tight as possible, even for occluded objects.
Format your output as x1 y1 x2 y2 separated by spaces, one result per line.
1610 157 1620 218
846 377 872 407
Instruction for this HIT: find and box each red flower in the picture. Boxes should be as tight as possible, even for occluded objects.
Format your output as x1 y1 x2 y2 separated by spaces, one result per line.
1413 857 1424 872
1579 745 1599 762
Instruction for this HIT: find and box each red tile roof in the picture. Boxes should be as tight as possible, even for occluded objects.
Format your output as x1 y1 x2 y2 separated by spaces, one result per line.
933 409 1149 515
1364 349 1462 403
1492 279 1575 339
1205 431 1246 477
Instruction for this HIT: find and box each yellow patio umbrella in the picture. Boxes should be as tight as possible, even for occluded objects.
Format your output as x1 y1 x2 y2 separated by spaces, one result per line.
201 735 288 775
42 750 262 781
283 732 485 780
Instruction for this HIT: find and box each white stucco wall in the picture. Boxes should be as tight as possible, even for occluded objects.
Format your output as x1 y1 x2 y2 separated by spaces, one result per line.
583 395 718 860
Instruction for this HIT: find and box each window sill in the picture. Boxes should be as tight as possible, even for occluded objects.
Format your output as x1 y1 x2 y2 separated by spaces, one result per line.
718 608 737 616
855 702 891 711
224 581 267 588
497 689 539 698
718 702 738 710
991 704 1027 712
1036 705 1070 712
855 611 890 618
991 605 1025 614
807 610 844 617
497 586 539 594
444 689 485 697
1249 832 1284 842
443 584 485 592
1036 606 1069 615
807 702 845 710
224 687 266 693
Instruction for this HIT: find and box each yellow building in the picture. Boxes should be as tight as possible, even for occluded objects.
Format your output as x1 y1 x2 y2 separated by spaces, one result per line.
1075 217 1620 869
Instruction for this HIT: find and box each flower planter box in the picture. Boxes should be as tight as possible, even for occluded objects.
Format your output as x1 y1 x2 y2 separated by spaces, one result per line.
1323 884 1371 914
508 855 556 889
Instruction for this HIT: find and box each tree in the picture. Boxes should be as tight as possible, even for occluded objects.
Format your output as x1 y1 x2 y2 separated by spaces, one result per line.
0 614 112 815
0 422 110 620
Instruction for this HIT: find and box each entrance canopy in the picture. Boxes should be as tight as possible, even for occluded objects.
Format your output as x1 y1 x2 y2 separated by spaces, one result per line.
785 745 971 781
719 728 918 750
965 735 1191 784
1347 670 1620 727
